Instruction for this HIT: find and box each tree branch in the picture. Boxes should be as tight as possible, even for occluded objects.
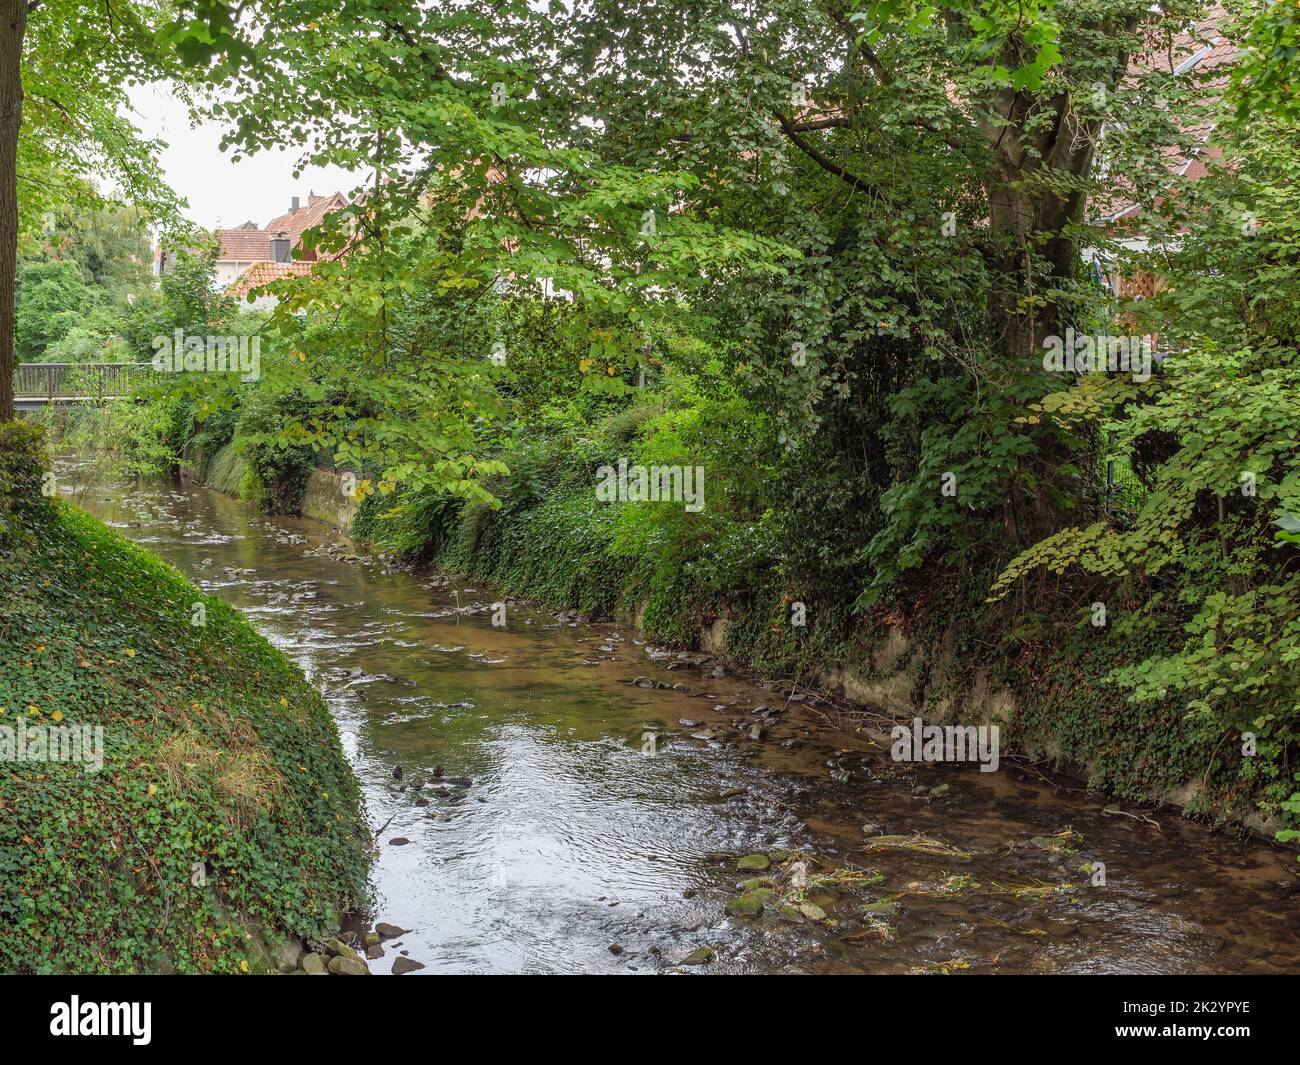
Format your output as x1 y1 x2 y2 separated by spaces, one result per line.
786 115 849 132
775 111 880 195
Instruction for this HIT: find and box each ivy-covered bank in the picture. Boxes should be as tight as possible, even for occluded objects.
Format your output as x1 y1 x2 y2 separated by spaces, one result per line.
0 423 370 974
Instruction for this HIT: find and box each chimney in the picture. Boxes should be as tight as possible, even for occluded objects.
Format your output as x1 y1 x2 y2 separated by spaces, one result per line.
291 196 300 213
269 231 291 263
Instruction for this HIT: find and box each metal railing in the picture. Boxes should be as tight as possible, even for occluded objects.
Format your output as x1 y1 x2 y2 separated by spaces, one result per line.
13 362 157 402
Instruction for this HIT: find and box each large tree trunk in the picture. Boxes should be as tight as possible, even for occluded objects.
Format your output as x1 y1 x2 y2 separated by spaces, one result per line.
975 88 1098 543
0 0 27 422
980 87 1100 364
978 10 1143 362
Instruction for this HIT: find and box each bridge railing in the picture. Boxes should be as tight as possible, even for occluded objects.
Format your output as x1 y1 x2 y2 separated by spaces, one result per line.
14 362 159 402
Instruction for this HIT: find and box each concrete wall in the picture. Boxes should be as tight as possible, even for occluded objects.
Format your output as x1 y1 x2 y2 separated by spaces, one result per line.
300 467 360 532
184 442 358 534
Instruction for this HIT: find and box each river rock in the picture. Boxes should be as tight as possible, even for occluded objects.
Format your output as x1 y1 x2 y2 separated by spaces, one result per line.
327 955 369 976
325 938 363 963
681 946 714 965
737 853 770 871
725 892 767 918
269 935 304 974
799 901 827 922
389 837 411 846
375 922 408 939
366 944 385 959
300 952 327 975
391 957 426 975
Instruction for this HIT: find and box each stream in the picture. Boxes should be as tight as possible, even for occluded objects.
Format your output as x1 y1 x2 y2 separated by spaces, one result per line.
68 468 1300 975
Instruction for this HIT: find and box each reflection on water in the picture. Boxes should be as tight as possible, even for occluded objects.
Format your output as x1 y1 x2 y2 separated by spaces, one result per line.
70 470 1300 975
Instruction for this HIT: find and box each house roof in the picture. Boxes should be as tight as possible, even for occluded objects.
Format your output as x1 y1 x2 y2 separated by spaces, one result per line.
216 227 273 262
215 191 350 263
263 191 350 249
226 261 313 299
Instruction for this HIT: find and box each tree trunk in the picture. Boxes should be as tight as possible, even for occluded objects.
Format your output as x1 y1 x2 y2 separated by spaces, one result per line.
980 88 1099 364
0 0 27 422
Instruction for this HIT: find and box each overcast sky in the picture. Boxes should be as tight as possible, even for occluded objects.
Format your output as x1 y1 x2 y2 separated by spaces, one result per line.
125 81 362 231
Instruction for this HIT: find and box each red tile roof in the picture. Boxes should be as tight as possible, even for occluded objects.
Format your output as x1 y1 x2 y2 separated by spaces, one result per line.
216 227 273 261
225 261 313 299
264 192 350 255
215 192 350 264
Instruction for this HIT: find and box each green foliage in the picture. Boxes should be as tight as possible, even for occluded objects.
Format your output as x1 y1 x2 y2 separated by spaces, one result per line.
235 387 319 515
14 259 107 362
0 421 48 535
17 2 188 241
33 198 155 300
1229 0 1300 120
120 242 238 364
54 397 185 485
989 101 1300 836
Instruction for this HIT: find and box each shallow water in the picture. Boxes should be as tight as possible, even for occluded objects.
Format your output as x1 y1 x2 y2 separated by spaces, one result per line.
69 471 1300 975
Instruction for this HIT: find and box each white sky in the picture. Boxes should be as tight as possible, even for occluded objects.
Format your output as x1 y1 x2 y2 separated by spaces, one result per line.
125 81 362 231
